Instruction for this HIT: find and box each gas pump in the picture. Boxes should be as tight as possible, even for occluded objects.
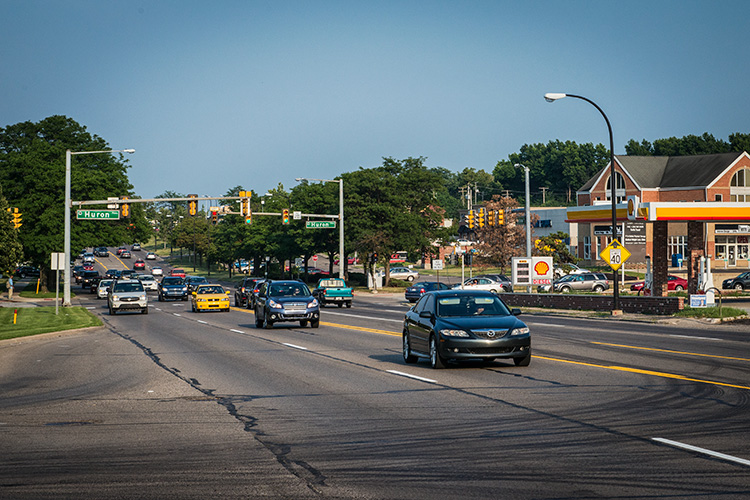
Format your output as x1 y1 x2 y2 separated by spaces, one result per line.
643 255 653 296
698 256 715 305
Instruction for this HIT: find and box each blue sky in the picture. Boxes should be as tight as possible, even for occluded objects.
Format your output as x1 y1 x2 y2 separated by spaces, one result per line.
3 1 748 200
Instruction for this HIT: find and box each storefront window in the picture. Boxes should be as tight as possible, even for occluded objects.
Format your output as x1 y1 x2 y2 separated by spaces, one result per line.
583 236 591 260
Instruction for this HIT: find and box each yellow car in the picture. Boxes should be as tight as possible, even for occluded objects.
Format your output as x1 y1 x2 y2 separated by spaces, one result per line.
191 284 231 312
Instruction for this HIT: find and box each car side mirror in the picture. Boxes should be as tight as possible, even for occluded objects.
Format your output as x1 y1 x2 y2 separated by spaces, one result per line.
511 308 522 316
226 291 231 295
419 311 433 319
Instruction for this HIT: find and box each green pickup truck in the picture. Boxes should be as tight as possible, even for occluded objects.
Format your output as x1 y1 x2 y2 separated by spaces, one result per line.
312 278 353 308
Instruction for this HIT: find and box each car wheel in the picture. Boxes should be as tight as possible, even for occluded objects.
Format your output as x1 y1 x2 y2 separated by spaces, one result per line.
234 296 240 307
263 312 273 329
514 348 531 367
109 305 116 315
561 286 571 293
407 276 415 282
593 285 604 292
402 332 417 364
346 301 351 308
300 320 308 327
158 294 163 302
337 302 343 308
675 285 684 291
429 335 447 369
182 296 188 301
735 283 744 290
311 319 320 328
255 313 263 328
142 307 148 315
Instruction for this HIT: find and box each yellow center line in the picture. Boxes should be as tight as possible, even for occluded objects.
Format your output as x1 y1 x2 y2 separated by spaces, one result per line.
534 355 750 391
230 307 401 336
591 342 750 362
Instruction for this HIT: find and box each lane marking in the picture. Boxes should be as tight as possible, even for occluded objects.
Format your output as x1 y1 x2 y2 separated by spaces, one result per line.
592 342 750 362
387 370 437 384
283 343 308 350
173 313 182 317
197 320 208 324
652 438 750 467
321 321 401 336
669 334 721 341
85 306 96 310
320 310 403 323
534 355 750 391
527 322 571 328
230 329 245 334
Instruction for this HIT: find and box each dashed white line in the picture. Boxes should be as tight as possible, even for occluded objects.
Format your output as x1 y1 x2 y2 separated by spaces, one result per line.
173 313 182 317
283 343 308 350
230 328 245 334
387 370 437 384
669 334 721 341
197 320 208 324
653 438 750 467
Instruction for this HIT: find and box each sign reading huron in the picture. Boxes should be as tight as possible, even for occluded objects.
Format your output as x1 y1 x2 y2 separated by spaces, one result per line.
306 220 336 229
76 209 120 220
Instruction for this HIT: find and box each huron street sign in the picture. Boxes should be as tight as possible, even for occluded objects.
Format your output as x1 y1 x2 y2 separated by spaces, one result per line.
305 220 336 229
76 209 120 220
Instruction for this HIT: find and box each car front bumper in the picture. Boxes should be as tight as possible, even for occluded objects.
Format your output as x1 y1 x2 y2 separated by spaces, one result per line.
438 336 530 360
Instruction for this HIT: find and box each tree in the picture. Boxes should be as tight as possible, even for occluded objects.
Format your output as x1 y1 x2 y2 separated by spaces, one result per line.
0 116 143 290
0 186 23 274
534 231 576 265
624 133 740 156
473 196 526 269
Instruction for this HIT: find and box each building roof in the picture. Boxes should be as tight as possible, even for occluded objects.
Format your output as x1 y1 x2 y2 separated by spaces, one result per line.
578 152 745 193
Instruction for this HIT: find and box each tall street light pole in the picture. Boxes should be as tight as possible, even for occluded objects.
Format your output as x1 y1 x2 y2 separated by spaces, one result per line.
544 92 620 312
295 177 344 279
514 163 533 293
64 148 135 306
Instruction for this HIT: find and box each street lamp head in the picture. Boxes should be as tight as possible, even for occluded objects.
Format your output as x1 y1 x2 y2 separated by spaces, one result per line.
544 93 567 102
122 149 135 154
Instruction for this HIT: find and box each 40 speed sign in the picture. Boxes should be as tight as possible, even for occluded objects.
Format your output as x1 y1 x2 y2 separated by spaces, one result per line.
599 239 631 271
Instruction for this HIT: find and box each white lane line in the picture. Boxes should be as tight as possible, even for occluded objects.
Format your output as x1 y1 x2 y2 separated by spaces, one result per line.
197 320 208 324
527 322 571 328
230 328 245 334
669 334 721 341
322 310 403 323
173 313 182 317
387 370 437 384
653 438 750 467
155 308 162 311
283 343 308 351
85 306 96 310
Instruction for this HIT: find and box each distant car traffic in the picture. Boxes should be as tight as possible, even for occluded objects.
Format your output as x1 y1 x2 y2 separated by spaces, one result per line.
133 259 146 270
630 275 687 292
234 277 264 307
108 278 148 315
96 278 114 299
79 270 100 288
158 276 188 301
404 281 452 303
82 252 95 263
169 268 186 278
151 266 163 277
131 243 141 251
185 276 209 292
138 274 159 291
94 247 109 257
190 284 231 312
146 252 157 260
402 289 531 369
389 266 419 282
722 271 750 290
104 269 121 279
254 280 320 329
116 246 127 255
120 250 131 259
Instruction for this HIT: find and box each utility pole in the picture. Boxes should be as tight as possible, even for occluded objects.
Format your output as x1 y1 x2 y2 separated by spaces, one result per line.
540 187 549 204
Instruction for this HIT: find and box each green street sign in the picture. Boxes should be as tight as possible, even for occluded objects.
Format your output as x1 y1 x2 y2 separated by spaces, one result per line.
77 209 120 220
305 220 336 229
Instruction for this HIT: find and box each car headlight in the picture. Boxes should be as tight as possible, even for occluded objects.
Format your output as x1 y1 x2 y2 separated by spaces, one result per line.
140 294 146 301
309 298 319 308
113 295 120 301
439 329 470 337
268 299 282 309
510 326 530 336
197 298 206 303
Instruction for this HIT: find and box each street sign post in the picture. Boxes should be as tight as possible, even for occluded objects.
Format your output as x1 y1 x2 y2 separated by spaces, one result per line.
306 221 336 229
76 209 120 220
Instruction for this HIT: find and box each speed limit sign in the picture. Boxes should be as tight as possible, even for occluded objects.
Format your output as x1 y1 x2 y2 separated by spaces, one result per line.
600 240 631 271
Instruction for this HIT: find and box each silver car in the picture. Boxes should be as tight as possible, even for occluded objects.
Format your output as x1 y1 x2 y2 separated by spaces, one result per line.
138 274 159 291
108 279 148 315
538 272 610 293
389 266 419 282
453 276 505 294
96 279 114 299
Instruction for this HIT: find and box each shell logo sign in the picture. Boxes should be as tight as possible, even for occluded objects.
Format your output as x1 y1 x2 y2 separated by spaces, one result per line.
512 256 554 286
534 260 550 276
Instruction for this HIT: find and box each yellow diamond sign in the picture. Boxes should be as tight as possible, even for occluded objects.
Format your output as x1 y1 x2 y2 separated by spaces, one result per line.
600 239 631 271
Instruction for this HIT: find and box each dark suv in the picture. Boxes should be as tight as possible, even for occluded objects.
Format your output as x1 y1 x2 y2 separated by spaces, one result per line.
254 280 320 329
234 277 264 307
158 276 189 301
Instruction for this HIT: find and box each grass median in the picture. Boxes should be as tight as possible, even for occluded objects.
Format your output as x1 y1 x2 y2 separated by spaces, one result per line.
0 307 102 341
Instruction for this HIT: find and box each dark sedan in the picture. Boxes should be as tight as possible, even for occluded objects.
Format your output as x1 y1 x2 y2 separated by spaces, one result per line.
722 271 750 290
404 281 452 303
79 270 101 289
402 290 531 369
158 276 189 301
254 280 320 328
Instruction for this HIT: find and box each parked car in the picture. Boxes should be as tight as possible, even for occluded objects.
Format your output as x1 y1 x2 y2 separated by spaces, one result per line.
170 268 186 278
185 276 209 292
404 281 452 303
631 275 687 292
254 280 320 328
79 270 101 288
146 252 157 260
96 278 114 299
402 289 531 369
151 266 163 277
312 278 353 308
722 271 750 290
234 277 264 307
120 250 131 259
133 259 146 271
137 274 159 292
454 276 506 294
306 267 329 277
475 274 513 292
108 278 148 315
158 276 189 301
538 272 609 293
14 265 40 278
389 266 419 282
190 284 231 312
131 243 141 251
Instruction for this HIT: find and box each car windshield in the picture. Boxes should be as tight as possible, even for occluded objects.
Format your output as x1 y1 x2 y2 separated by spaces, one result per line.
437 295 510 317
113 282 144 293
269 283 310 297
163 277 184 285
198 286 224 294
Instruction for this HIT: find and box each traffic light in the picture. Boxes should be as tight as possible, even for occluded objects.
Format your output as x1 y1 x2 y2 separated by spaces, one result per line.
477 209 485 228
467 210 475 229
487 210 495 226
211 210 218 224
498 209 505 225
239 190 251 218
282 208 290 225
188 194 198 216
8 207 22 229
121 196 130 218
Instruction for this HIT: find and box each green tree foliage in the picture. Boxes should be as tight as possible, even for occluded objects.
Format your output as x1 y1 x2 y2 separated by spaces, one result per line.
473 196 526 269
0 186 23 274
623 132 750 156
534 231 576 265
0 116 144 287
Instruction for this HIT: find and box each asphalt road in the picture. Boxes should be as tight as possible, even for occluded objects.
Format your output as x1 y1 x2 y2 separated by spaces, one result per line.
2 250 750 498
